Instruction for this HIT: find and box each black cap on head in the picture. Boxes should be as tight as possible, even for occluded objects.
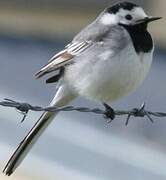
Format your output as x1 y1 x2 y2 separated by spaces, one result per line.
107 2 139 14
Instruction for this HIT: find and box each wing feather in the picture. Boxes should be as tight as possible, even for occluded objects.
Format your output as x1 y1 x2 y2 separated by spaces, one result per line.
35 41 92 78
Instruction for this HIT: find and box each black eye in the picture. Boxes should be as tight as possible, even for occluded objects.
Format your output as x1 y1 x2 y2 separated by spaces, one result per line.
125 14 133 20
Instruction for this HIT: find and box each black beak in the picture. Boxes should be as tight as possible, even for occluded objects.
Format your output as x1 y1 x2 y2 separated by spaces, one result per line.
136 16 162 24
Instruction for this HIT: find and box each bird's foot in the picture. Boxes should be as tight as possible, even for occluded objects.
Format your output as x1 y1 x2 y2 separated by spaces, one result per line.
103 103 115 123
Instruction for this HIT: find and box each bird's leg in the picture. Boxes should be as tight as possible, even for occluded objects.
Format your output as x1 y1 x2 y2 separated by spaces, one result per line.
103 103 115 123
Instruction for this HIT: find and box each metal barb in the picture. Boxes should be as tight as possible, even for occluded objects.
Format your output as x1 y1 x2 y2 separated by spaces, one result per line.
16 109 28 123
132 102 146 117
144 110 154 123
125 114 131 126
137 102 154 123
4 98 16 103
21 113 28 123
140 102 146 111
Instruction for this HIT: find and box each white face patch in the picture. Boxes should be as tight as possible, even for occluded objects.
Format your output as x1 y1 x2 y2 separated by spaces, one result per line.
100 7 148 26
100 13 118 25
117 7 148 25
133 7 147 20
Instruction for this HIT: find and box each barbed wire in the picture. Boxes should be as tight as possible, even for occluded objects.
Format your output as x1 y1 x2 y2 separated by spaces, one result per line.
0 98 166 125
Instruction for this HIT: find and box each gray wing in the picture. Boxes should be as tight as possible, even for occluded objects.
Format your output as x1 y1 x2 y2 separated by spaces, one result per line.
35 24 128 79
35 18 109 79
35 41 93 78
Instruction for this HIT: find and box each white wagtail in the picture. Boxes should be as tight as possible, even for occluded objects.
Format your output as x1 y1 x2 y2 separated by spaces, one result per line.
3 1 161 176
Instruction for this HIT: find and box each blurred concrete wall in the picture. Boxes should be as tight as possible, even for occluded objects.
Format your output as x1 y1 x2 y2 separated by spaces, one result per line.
0 0 163 45
0 0 146 8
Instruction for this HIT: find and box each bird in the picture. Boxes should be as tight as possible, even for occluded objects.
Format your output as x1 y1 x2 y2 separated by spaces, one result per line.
3 1 161 176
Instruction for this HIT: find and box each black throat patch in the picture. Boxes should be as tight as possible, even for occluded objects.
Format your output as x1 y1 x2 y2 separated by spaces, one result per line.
120 23 153 53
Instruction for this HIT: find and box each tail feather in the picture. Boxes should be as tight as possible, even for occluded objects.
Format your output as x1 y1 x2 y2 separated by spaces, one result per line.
3 84 76 175
3 111 54 176
35 70 48 79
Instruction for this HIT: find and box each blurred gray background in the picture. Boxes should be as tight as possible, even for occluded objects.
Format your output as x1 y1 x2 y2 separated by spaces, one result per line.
0 0 166 180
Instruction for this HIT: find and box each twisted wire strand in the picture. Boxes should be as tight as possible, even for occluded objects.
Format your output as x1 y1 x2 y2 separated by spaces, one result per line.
0 98 166 125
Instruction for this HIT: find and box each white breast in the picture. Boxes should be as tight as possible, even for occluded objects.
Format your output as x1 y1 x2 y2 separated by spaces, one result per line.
65 43 153 103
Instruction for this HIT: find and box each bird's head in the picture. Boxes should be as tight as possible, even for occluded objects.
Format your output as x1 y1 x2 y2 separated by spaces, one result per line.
100 2 161 27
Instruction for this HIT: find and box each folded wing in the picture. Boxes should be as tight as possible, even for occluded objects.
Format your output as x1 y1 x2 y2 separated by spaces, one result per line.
35 41 92 79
